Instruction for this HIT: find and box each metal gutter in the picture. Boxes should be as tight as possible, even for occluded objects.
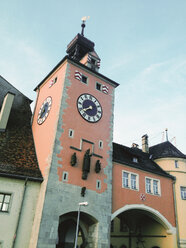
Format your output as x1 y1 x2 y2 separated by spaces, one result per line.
0 172 43 182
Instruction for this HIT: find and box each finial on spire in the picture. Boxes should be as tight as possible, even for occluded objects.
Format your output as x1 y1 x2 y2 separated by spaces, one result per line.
81 16 90 36
165 128 168 141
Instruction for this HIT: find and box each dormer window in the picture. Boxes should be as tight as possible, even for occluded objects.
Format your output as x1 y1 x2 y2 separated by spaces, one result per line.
133 157 138 163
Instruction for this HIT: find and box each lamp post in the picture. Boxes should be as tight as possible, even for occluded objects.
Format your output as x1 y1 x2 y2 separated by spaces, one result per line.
74 201 88 248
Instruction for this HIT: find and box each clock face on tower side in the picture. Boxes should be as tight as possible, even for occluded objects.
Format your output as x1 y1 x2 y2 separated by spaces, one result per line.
77 93 102 123
37 96 52 125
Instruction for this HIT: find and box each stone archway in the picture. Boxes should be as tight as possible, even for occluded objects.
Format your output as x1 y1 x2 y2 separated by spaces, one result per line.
56 211 98 248
110 205 177 248
112 204 175 234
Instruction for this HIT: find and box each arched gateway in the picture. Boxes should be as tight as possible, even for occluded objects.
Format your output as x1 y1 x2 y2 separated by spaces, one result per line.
110 205 177 248
56 211 98 248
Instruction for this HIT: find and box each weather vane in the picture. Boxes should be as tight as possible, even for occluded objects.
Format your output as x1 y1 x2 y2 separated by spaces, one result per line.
81 16 90 36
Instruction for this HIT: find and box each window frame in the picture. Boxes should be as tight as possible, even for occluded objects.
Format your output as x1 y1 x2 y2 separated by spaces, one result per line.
180 186 186 200
123 171 129 188
122 170 139 191
145 177 161 196
175 160 179 168
131 174 137 190
96 82 102 91
132 157 138 163
62 171 68 182
0 193 11 213
96 180 101 190
81 74 88 84
153 180 159 195
99 140 103 149
146 178 152 194
68 129 74 138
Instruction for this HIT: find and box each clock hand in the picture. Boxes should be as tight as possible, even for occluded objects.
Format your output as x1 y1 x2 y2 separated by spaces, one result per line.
83 105 93 112
40 108 45 117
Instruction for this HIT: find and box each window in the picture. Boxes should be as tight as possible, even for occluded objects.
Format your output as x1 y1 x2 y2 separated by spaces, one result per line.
122 171 139 190
145 177 161 195
131 174 137 189
62 172 68 182
133 157 138 163
146 178 151 193
49 77 57 87
96 82 102 91
123 172 129 188
181 186 186 200
153 180 159 195
99 140 103 149
96 180 101 190
175 160 179 168
81 75 88 84
0 193 11 212
69 129 74 138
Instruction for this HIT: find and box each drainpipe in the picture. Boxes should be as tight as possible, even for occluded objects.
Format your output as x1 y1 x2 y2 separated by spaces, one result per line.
173 180 180 248
12 178 28 248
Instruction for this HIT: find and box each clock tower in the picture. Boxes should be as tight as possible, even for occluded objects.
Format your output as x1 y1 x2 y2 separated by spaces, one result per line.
31 22 118 248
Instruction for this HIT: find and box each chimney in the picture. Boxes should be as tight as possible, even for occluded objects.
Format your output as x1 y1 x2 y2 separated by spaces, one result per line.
142 134 149 153
0 92 15 131
132 143 139 148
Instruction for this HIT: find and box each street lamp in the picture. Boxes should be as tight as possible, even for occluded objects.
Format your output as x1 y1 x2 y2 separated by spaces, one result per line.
74 202 88 248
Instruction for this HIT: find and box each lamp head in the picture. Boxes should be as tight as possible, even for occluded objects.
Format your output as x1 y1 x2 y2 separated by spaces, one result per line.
79 201 88 206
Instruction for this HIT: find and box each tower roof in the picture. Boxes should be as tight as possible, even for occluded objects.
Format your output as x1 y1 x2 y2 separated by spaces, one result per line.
149 141 186 160
66 33 95 61
66 18 96 61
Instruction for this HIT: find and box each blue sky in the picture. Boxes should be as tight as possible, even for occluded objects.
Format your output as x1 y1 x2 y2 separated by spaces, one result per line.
1 0 186 153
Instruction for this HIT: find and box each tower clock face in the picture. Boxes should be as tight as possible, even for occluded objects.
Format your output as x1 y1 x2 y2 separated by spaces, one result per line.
77 93 102 123
37 96 52 125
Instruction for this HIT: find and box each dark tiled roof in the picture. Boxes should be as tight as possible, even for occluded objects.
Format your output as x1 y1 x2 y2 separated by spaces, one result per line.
149 141 186 160
0 75 43 181
113 142 173 179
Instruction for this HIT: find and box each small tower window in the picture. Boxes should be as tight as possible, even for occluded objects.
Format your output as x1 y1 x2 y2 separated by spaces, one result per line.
99 140 103 149
81 75 88 84
96 82 102 91
96 180 101 190
91 58 96 65
62 172 68 182
175 160 179 168
69 129 74 138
